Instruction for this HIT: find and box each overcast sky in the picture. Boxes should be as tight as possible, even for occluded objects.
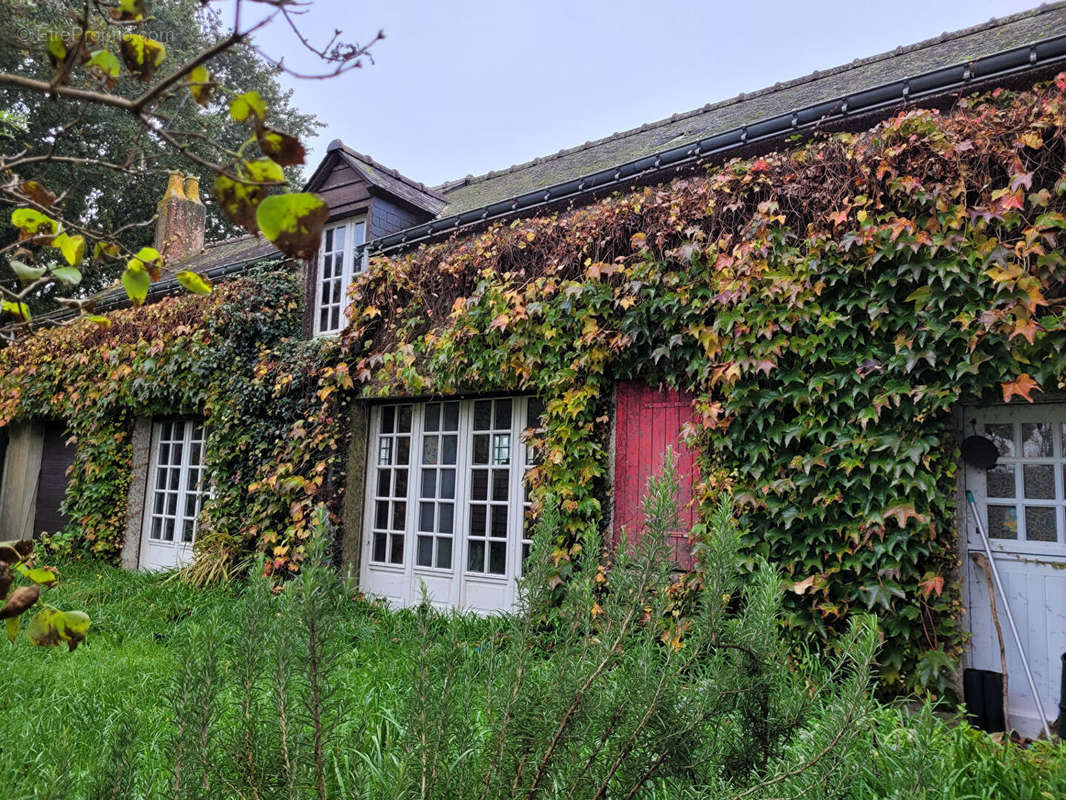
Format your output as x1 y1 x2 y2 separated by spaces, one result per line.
235 0 1043 188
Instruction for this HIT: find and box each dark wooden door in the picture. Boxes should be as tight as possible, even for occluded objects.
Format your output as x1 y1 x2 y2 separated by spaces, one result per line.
613 382 698 570
33 423 75 538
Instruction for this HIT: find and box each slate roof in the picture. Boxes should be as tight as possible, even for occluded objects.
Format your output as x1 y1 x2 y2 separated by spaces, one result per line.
436 2 1066 216
307 142 447 216
89 234 281 312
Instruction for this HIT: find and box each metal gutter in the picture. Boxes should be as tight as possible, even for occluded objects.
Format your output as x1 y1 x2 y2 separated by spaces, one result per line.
367 34 1066 257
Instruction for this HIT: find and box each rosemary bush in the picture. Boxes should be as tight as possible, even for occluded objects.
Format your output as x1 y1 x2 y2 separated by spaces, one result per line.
398 457 881 799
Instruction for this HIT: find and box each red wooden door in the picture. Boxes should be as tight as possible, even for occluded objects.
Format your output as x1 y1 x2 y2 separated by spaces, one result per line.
613 382 698 570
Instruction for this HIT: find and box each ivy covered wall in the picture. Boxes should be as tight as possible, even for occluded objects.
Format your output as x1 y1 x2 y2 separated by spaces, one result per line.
6 76 1066 695
329 76 1066 694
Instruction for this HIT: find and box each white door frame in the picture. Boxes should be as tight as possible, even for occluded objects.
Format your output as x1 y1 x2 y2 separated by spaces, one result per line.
138 419 206 571
359 397 538 613
962 402 1066 736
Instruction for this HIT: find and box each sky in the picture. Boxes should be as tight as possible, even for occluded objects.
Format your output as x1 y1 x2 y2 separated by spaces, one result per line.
231 0 1045 188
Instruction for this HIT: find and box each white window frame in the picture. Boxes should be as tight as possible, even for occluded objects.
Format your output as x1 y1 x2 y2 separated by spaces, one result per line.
966 404 1066 557
359 396 542 611
139 419 207 569
313 216 367 337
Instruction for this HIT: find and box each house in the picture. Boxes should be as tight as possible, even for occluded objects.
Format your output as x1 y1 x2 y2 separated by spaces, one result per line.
4 3 1066 736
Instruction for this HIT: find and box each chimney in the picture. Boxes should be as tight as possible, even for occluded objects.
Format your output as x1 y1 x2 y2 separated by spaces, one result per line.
154 171 206 264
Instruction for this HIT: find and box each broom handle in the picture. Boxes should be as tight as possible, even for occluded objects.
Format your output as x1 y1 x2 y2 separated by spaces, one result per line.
966 490 1053 739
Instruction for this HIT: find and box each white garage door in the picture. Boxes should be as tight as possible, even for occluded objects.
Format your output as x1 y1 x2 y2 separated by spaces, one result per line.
964 404 1066 737
360 397 541 613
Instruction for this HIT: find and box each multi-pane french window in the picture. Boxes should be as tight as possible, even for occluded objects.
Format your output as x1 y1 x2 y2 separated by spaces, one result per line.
315 218 367 335
362 397 542 609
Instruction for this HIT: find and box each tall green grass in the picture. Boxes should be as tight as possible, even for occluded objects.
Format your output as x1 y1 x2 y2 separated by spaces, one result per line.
4 557 1066 799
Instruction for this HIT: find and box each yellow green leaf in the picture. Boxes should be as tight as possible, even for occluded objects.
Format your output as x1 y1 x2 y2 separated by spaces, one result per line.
1 300 31 321
53 232 85 267
176 270 212 295
186 64 214 105
87 49 121 87
256 193 329 260
5 616 17 644
120 34 166 82
121 265 150 306
229 91 267 124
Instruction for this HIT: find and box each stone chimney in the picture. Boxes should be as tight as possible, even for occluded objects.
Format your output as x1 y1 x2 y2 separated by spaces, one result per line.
154 171 206 263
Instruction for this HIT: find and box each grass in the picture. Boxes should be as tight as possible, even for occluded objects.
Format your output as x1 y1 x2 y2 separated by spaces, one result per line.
3 559 1066 799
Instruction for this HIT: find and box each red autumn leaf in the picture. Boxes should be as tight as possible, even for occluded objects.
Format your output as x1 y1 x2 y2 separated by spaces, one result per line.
488 314 509 332
883 503 927 529
918 574 944 598
1002 373 1041 403
1011 319 1042 345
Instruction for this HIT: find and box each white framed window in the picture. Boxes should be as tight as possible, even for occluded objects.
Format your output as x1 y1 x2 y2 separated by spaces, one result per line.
360 396 543 612
139 419 207 571
314 217 367 336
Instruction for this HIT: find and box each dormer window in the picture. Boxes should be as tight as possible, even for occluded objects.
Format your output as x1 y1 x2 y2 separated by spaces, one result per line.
315 217 367 336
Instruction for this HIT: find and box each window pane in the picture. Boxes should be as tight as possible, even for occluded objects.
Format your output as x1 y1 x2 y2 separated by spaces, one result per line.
1022 423 1052 458
397 437 411 464
492 469 509 501
489 541 507 575
419 502 434 533
987 465 1014 498
442 435 457 465
527 397 544 428
373 532 387 562
986 424 1014 458
1026 506 1058 542
375 500 389 530
378 438 393 466
398 406 413 433
424 403 440 432
468 540 485 572
332 225 345 251
421 469 437 499
470 505 486 535
392 501 406 531
182 519 195 543
474 400 492 430
394 469 408 498
423 437 439 465
163 517 175 542
382 406 395 434
443 402 460 431
494 399 512 429
440 469 456 499
492 434 510 465
389 534 404 564
377 470 391 497
439 503 454 534
151 516 161 540
472 469 488 501
473 435 489 464
1023 464 1055 500
417 535 433 567
437 537 452 569
988 505 1018 539
491 505 508 538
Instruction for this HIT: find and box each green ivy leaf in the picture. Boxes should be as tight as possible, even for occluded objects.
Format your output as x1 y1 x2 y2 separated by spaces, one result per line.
176 270 212 295
256 193 329 260
127 246 162 279
5 616 17 644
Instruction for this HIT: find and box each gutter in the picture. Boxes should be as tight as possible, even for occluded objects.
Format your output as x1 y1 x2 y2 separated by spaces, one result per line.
367 33 1066 257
